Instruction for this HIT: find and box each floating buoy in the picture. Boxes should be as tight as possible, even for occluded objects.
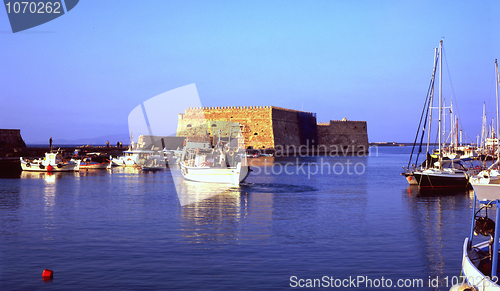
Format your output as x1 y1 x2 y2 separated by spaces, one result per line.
475 165 480 170
42 269 53 279
46 165 53 171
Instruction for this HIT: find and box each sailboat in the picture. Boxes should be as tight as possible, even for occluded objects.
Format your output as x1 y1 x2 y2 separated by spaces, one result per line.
404 40 471 188
470 60 500 199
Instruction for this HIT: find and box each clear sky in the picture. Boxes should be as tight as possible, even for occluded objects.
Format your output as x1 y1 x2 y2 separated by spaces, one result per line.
1 1 500 144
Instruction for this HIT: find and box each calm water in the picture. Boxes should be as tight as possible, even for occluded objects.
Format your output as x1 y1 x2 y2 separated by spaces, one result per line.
0 146 477 290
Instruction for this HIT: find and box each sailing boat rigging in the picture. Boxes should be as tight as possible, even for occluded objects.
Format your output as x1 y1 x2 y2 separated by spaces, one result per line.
404 40 471 188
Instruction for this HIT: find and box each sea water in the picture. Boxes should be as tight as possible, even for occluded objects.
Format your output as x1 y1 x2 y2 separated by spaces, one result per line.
0 146 477 290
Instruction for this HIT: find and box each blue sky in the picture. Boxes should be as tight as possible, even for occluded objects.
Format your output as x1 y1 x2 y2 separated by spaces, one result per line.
1 1 499 144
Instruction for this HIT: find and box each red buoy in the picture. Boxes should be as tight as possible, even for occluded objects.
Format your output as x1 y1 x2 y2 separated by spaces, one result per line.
42 269 53 278
47 165 53 172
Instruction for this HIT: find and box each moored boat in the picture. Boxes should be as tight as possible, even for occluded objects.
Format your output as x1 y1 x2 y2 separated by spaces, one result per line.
80 153 111 169
470 161 500 201
179 140 249 185
111 149 156 167
413 159 471 188
451 59 500 291
20 151 80 172
452 185 500 291
404 40 473 189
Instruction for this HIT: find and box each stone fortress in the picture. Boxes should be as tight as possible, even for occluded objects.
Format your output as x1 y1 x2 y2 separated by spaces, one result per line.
176 106 368 155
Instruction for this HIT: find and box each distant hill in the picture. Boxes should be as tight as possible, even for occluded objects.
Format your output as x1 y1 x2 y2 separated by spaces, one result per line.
30 134 131 146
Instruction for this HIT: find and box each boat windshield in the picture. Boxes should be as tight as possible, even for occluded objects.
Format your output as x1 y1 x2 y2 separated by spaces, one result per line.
441 161 466 170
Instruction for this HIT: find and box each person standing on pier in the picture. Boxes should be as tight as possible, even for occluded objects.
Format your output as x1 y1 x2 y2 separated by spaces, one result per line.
49 137 52 152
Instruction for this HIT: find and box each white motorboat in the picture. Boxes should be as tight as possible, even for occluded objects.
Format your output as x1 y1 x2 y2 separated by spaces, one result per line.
470 163 500 201
112 149 156 167
20 151 80 172
179 141 249 185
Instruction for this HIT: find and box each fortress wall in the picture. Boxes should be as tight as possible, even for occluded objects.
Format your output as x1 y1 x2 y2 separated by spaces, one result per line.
0 129 25 148
317 120 368 153
271 107 318 150
176 107 368 153
177 106 275 149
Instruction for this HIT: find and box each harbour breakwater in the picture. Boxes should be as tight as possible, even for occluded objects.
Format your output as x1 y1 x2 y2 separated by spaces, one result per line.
0 143 127 176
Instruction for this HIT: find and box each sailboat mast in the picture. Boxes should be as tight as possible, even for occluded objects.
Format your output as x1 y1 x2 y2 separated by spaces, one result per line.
495 59 500 160
496 59 499 145
426 47 438 163
450 99 454 148
438 40 443 165
481 102 486 148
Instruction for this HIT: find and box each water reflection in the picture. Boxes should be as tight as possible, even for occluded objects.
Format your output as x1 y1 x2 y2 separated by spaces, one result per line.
178 155 368 244
20 171 80 180
43 173 56 214
404 186 473 289
0 180 21 224
179 184 275 243
107 167 142 175
406 185 474 198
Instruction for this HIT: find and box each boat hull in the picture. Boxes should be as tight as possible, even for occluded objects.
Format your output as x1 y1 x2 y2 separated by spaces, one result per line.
462 238 500 290
404 173 418 185
80 162 109 169
412 171 469 188
111 158 138 167
20 159 80 172
179 162 249 184
471 183 500 201
141 166 163 171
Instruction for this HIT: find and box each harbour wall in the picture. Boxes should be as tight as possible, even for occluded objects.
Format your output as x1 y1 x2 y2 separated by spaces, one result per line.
0 129 25 148
317 120 369 154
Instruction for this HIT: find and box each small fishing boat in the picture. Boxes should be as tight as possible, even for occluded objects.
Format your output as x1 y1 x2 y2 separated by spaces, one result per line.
79 153 111 169
140 153 165 171
20 151 80 172
246 150 261 158
111 149 155 167
179 140 249 185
